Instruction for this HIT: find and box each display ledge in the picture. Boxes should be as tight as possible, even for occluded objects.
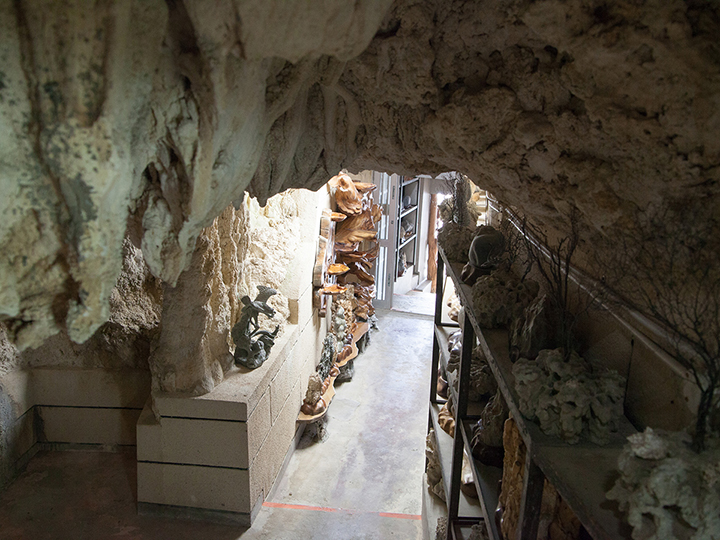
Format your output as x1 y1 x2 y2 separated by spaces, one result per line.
460 420 502 540
429 403 483 520
297 322 369 424
400 205 418 218
434 324 485 418
399 233 417 249
439 248 635 540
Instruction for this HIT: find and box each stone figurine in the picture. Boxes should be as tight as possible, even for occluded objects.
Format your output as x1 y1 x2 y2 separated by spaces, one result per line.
231 285 280 369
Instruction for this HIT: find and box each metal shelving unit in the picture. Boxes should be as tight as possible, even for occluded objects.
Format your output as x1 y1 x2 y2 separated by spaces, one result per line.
427 247 636 540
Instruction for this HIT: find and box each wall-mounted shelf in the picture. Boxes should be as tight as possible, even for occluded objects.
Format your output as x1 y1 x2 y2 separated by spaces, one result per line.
400 205 418 218
399 233 417 250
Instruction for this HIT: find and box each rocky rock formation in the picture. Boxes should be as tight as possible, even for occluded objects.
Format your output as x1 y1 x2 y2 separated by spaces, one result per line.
513 348 626 445
607 428 720 540
0 0 718 358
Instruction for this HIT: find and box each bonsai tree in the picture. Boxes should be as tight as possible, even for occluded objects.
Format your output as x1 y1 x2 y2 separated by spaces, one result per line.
599 202 720 452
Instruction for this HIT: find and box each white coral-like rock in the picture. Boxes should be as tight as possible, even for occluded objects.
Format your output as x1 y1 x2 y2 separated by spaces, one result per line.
607 429 720 540
438 223 476 263
472 271 539 329
513 348 626 445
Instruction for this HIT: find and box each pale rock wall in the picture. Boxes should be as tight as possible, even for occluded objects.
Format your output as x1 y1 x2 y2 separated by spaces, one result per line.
0 0 718 353
0 0 390 350
149 189 317 395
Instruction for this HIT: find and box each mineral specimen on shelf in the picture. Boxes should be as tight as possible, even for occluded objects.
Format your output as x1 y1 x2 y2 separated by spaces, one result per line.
471 389 508 467
426 429 446 502
461 226 506 285
472 271 539 329
513 348 625 445
467 522 490 540
607 429 720 540
438 402 455 437
469 346 498 400
438 223 476 263
449 345 497 402
328 173 363 215
317 334 337 381
303 373 324 409
498 418 583 540
231 286 281 369
509 294 557 362
447 293 461 322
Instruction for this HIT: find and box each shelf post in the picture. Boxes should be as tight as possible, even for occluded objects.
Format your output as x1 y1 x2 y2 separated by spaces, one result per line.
516 448 545 540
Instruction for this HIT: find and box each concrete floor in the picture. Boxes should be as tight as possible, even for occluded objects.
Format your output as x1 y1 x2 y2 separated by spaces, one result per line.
0 309 433 540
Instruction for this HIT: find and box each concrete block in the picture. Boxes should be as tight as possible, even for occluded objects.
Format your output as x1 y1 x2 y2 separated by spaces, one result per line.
31 368 150 408
39 406 140 445
137 461 250 513
250 375 303 503
155 324 300 422
270 317 324 422
247 390 271 463
137 405 249 468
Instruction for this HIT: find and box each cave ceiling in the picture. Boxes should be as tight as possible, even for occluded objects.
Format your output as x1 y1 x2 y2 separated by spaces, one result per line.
0 0 718 349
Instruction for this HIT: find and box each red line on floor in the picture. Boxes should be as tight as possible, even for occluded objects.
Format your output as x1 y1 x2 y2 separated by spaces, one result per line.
263 502 421 521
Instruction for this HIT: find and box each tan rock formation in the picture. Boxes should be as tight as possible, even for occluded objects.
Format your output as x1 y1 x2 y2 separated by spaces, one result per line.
0 0 718 353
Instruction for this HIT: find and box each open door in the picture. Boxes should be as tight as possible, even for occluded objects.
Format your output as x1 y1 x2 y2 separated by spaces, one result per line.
371 171 400 309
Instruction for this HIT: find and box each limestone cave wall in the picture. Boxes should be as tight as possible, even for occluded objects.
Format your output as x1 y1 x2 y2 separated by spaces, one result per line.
0 0 718 356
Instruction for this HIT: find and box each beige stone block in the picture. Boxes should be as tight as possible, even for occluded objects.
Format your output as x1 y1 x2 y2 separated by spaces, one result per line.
137 405 249 468
31 368 150 408
294 284 315 335
280 240 317 308
155 324 300 422
270 318 322 422
137 461 250 513
250 375 303 503
247 390 271 463
40 406 140 445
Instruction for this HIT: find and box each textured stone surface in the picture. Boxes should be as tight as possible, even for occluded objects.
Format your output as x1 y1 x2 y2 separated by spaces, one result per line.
607 429 720 540
513 348 626 445
0 0 718 365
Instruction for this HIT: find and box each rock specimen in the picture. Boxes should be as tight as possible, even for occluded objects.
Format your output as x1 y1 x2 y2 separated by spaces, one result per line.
472 271 539 329
498 418 584 540
471 389 508 467
513 348 625 445
469 346 498 401
461 226 506 285
438 401 455 438
317 334 337 381
426 429 446 502
510 294 558 362
438 223 476 263
301 373 327 416
447 293 461 323
231 286 281 369
607 428 720 540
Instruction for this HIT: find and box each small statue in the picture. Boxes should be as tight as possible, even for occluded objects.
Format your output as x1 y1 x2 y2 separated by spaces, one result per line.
231 286 280 369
